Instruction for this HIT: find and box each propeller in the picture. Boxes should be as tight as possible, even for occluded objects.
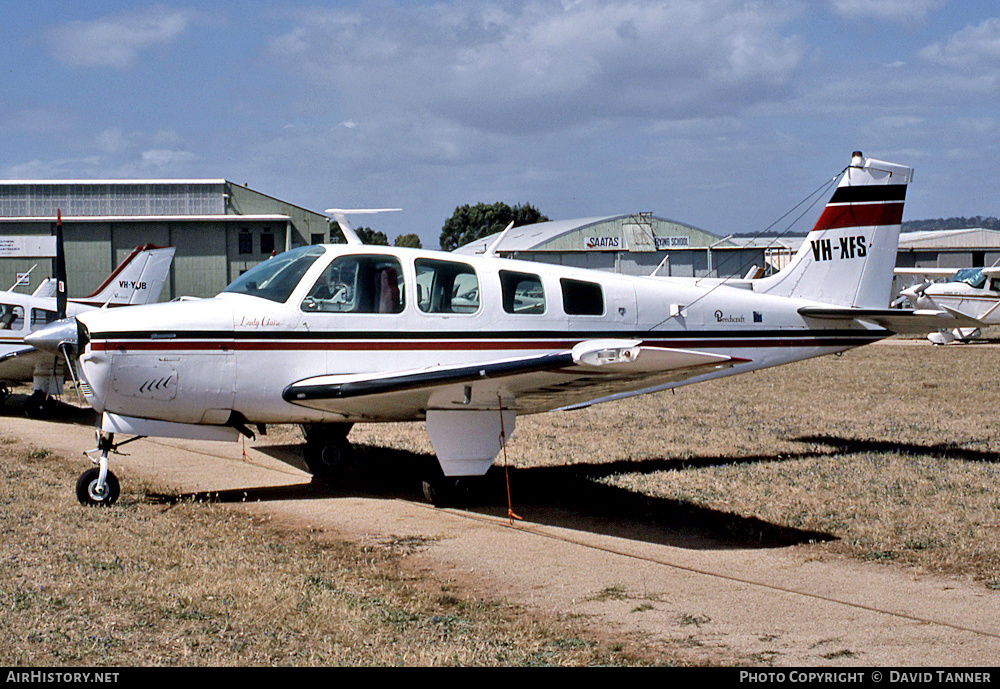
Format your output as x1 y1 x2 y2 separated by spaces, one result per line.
899 280 931 308
54 209 67 319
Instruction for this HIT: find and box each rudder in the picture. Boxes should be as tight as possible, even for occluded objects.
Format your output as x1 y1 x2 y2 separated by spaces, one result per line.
756 152 913 308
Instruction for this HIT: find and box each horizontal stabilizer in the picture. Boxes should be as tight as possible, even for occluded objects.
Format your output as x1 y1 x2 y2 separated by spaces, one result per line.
798 306 981 333
895 266 1000 278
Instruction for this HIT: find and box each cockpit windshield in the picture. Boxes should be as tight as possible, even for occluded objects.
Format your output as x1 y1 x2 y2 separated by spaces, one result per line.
222 245 326 303
951 268 987 289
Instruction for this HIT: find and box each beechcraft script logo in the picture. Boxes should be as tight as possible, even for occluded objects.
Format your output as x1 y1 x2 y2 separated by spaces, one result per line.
810 236 868 262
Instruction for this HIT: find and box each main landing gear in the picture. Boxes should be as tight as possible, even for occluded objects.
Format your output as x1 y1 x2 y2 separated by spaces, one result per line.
23 390 57 418
301 422 355 479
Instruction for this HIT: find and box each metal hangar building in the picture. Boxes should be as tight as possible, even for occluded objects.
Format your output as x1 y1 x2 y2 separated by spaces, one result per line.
453 212 765 279
0 180 332 300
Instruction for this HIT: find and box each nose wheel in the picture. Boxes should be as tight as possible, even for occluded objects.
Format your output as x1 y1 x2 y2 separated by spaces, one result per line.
77 430 141 507
76 467 120 507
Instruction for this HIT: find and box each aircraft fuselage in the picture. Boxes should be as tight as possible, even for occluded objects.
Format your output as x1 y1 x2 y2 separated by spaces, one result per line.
75 244 887 428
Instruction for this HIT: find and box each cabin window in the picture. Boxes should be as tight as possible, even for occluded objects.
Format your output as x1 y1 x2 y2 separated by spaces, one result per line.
30 308 58 331
302 255 404 314
415 259 479 314
223 245 325 303
560 278 604 316
0 304 24 331
500 271 545 314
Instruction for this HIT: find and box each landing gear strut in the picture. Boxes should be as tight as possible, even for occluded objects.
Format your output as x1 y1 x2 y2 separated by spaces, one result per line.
78 431 120 507
77 431 144 507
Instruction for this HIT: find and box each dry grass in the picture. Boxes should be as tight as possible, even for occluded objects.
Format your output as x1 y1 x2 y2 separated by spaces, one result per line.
447 342 1000 584
348 342 1000 583
4 340 1000 665
0 438 644 666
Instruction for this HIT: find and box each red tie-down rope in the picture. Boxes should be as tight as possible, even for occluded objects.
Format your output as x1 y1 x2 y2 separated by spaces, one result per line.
498 396 522 525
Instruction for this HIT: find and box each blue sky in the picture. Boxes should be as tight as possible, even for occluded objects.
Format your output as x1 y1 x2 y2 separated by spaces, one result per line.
3 1 999 248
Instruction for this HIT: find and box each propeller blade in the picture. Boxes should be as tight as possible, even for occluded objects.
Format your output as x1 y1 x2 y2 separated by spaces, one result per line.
54 209 67 319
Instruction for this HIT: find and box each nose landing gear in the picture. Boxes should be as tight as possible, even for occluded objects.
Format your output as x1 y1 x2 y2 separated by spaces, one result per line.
77 431 142 507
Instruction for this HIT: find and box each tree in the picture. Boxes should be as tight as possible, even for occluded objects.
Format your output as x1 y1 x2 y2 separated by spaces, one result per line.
394 233 422 248
439 202 549 251
355 226 389 246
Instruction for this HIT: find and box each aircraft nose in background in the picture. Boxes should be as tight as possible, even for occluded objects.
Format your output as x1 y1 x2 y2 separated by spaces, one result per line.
900 283 930 308
24 317 78 355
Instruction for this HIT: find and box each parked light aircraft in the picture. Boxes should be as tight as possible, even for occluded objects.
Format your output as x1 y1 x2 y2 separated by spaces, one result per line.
32 152 947 507
894 266 1000 343
1 238 175 414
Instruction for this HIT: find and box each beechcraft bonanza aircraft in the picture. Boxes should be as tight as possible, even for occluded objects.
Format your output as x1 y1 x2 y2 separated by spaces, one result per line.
30 152 952 507
1 224 174 414
893 266 1000 344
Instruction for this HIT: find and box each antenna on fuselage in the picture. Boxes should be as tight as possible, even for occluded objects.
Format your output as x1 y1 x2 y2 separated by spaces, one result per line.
483 221 515 258
324 208 402 246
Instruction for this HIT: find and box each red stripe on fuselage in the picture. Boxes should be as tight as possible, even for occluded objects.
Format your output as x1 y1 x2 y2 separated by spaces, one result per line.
87 334 886 353
812 202 904 231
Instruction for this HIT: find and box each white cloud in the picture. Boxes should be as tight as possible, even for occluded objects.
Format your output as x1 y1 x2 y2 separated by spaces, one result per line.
830 0 946 23
268 1 805 135
140 149 199 168
45 7 195 69
920 17 1000 71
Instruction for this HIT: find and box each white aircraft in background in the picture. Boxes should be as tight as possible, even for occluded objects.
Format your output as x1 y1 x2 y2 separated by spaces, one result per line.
32 152 943 508
1 234 175 414
893 266 1000 343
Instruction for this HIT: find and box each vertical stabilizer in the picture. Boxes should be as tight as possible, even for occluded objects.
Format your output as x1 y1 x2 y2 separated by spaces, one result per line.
75 245 176 307
755 152 913 308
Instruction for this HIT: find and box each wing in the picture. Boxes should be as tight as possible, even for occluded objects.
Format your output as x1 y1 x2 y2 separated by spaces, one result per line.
0 345 36 363
0 345 53 383
893 267 959 277
283 338 745 420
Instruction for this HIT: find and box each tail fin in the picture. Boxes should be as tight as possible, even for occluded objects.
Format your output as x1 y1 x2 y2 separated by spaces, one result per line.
72 245 176 307
755 152 913 308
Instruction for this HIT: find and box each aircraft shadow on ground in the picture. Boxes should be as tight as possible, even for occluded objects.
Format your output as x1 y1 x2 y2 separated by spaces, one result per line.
795 434 1000 464
154 441 838 551
0 393 98 426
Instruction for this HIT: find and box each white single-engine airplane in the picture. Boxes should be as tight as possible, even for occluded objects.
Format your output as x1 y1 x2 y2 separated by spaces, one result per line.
2 235 175 413
32 152 945 507
894 266 1000 343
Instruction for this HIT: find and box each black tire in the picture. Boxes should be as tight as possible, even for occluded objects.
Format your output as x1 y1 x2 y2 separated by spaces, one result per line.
303 438 354 479
23 391 49 419
421 478 452 507
421 477 480 507
75 468 120 507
